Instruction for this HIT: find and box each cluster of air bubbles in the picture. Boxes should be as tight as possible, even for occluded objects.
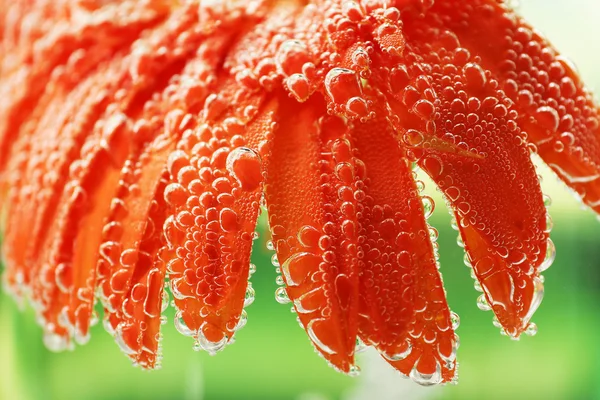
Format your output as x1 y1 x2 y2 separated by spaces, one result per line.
414 180 461 384
409 358 443 387
267 239 293 308
520 188 556 338
174 310 226 356
154 332 165 370
43 329 74 352
171 257 256 356
457 226 497 330
449 312 461 382
161 283 170 324
452 205 528 340
229 254 259 340
412 173 462 384
324 67 375 122
419 182 442 267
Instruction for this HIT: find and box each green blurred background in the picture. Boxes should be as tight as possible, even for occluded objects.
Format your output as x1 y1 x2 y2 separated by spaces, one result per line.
2 1 600 399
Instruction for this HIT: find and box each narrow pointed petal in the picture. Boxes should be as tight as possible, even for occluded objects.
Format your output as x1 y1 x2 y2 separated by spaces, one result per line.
430 0 600 212
97 37 235 368
350 100 457 383
384 19 547 337
264 95 359 374
27 5 210 348
2 55 126 303
98 146 174 367
165 86 272 352
0 1 170 171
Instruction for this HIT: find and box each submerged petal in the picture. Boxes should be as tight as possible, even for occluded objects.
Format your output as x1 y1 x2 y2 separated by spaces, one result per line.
165 87 272 355
1 0 599 385
430 0 600 212
350 99 457 383
380 12 548 338
97 28 243 369
29 4 212 349
264 95 359 374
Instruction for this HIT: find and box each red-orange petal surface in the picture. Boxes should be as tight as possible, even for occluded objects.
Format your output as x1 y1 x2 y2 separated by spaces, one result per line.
1 0 599 386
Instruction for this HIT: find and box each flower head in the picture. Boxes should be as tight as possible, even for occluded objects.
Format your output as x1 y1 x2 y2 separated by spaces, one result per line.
0 0 598 386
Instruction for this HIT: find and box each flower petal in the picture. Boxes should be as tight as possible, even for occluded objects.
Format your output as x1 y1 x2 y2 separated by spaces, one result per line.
350 99 457 384
0 1 169 170
383 17 547 338
430 0 600 212
1 1 168 299
165 79 272 354
264 95 360 374
94 31 241 368
20 5 210 349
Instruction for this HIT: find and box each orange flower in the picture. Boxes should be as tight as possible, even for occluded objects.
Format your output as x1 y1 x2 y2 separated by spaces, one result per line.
0 0 597 386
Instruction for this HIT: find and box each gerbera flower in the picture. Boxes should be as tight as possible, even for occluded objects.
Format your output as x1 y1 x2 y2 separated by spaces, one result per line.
0 0 598 387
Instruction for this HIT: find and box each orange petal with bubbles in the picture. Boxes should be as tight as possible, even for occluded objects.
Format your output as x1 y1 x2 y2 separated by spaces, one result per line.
3 0 600 385
0 1 169 171
350 97 457 384
96 33 238 369
382 15 547 338
24 4 213 349
264 95 359 374
165 79 273 353
430 0 600 213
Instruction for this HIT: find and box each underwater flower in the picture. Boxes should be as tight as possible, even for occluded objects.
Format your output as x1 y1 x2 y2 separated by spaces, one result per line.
0 0 598 387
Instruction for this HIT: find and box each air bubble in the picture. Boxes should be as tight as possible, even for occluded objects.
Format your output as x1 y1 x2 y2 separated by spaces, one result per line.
307 319 337 355
285 74 310 102
235 310 248 331
226 147 262 192
383 339 412 361
346 97 369 118
196 325 228 356
271 254 280 267
534 106 559 132
492 316 502 329
450 312 460 330
174 311 195 337
325 68 361 105
348 365 361 377
463 63 487 89
539 238 555 272
275 287 291 304
477 294 491 311
524 277 545 325
450 218 459 231
113 325 136 356
422 196 435 218
525 322 538 337
463 253 471 268
355 337 368 353
409 358 442 386
275 40 310 76
244 283 255 307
